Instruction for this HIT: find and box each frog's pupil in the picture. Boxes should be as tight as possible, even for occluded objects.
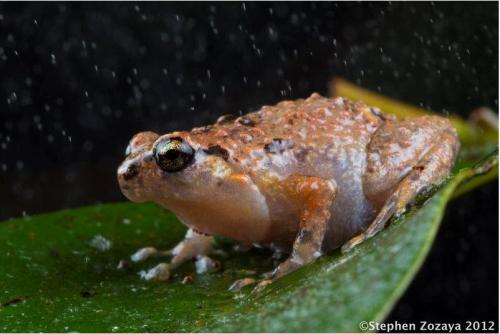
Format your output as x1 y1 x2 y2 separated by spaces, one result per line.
165 149 179 160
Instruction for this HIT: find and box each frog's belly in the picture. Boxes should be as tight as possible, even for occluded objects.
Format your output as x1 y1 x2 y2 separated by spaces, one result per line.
164 185 272 243
323 147 380 249
178 205 271 243
323 174 377 250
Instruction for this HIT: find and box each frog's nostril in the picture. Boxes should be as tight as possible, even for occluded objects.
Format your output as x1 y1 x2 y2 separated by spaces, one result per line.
123 162 139 180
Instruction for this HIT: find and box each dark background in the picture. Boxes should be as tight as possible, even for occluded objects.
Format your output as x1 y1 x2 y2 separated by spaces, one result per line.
0 2 497 327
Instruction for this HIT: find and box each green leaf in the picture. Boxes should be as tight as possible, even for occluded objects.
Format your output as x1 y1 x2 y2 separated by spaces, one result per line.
1 152 497 332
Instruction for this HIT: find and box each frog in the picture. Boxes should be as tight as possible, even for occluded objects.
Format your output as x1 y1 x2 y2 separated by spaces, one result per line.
117 93 460 291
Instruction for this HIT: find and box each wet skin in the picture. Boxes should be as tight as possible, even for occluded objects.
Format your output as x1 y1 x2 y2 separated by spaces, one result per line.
117 93 460 290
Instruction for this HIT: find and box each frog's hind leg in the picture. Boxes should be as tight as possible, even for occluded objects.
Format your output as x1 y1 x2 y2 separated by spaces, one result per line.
342 116 460 253
132 228 216 281
230 175 337 292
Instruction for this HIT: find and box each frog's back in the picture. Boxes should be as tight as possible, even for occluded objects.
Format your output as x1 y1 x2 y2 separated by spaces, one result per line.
192 93 384 174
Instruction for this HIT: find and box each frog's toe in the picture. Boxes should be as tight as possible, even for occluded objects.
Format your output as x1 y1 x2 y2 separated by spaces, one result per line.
131 246 171 262
140 263 171 281
251 279 273 294
341 234 365 253
228 277 257 291
195 255 221 274
131 246 158 262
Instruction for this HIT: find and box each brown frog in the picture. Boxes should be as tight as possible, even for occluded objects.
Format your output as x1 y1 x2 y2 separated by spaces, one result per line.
117 93 459 291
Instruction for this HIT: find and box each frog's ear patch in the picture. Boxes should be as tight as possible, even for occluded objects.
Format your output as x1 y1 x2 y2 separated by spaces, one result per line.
203 145 230 161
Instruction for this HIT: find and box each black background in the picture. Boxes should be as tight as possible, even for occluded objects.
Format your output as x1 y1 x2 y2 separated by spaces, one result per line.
0 2 497 327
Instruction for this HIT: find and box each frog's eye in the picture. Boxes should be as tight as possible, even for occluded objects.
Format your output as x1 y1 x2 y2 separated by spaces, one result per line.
153 137 194 172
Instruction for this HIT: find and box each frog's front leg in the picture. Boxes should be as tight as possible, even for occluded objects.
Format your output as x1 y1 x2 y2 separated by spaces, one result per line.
230 175 337 291
132 228 215 281
342 116 460 252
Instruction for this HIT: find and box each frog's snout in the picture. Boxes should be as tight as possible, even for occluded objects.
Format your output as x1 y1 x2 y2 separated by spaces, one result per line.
119 160 139 181
117 159 141 192
118 131 160 200
117 158 147 202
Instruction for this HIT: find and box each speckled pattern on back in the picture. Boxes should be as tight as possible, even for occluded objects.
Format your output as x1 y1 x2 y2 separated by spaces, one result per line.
184 93 387 181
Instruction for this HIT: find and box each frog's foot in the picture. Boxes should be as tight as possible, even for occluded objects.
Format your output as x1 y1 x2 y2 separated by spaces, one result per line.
134 228 216 280
245 257 307 293
228 277 257 291
342 118 459 253
195 255 221 274
139 262 171 281
168 229 215 268
252 279 273 293
340 197 400 253
228 276 274 293
139 255 221 282
228 275 272 293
